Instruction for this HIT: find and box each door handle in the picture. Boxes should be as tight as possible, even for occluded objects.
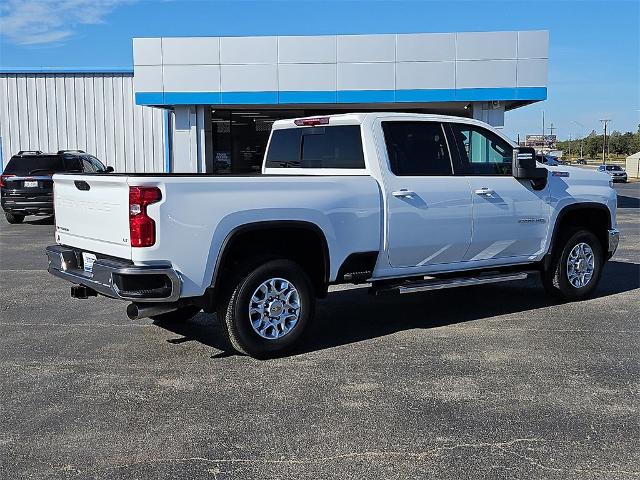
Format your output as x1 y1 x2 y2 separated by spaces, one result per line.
474 187 494 196
392 189 416 198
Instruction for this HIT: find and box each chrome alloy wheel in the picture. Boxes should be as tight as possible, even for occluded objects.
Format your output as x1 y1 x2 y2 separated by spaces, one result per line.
249 278 301 340
567 242 595 288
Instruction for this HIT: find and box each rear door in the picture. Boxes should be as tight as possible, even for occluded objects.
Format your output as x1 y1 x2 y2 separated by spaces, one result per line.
378 120 472 268
53 174 132 259
446 122 550 261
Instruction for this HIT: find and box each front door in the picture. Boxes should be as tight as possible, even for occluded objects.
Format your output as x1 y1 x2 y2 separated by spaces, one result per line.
446 122 551 262
380 120 473 268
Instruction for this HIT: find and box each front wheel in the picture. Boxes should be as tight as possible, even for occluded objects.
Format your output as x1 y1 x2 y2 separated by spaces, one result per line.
542 229 604 300
217 259 315 358
5 212 25 224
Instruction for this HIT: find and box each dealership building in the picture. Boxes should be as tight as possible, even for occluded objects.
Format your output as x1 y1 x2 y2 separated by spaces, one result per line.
0 30 548 173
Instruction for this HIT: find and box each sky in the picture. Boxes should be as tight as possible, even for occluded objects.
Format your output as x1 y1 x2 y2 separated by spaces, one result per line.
0 0 638 141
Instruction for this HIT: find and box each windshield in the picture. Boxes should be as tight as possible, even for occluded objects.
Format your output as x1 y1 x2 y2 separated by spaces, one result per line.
3 156 65 175
606 165 622 171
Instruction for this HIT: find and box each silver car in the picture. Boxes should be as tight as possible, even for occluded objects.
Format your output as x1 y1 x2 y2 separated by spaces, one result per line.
597 164 628 183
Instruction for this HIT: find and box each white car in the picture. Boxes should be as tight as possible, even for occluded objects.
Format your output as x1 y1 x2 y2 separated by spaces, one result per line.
46 113 619 358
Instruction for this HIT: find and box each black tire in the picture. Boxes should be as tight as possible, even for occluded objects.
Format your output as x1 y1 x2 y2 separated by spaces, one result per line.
150 305 201 322
217 259 315 358
5 212 25 224
542 228 604 300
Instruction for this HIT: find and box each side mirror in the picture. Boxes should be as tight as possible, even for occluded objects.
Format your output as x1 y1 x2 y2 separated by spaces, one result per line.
105 166 114 173
513 147 547 189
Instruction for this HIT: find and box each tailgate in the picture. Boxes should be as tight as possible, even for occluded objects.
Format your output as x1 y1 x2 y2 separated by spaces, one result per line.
53 174 132 259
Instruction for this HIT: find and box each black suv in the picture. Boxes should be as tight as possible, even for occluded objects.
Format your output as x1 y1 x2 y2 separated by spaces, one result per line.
0 150 112 224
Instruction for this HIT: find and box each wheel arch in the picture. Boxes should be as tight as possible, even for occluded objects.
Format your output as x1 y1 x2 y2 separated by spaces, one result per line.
544 202 612 268
208 220 330 306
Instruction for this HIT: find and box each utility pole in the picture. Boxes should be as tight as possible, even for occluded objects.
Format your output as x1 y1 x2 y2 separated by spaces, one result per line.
600 119 611 164
548 122 556 152
541 111 545 152
569 134 572 159
573 120 584 159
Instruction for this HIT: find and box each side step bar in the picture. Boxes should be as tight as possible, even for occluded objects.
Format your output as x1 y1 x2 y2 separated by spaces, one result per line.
372 271 531 296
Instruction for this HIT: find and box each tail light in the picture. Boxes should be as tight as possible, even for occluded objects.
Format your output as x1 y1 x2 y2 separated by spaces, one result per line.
129 186 162 247
0 174 15 187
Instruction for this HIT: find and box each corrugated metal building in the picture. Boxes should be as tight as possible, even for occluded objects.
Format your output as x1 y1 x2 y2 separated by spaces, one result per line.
0 69 166 172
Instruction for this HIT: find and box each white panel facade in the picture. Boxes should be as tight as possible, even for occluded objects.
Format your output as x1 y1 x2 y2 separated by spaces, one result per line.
163 65 221 92
132 38 162 65
220 64 278 92
337 34 396 63
162 37 220 65
518 31 549 59
278 36 336 64
396 33 456 62
0 72 165 172
396 62 456 90
219 36 278 64
456 31 518 60
337 63 395 91
278 64 337 91
133 65 163 92
134 31 548 99
456 60 517 88
517 59 548 87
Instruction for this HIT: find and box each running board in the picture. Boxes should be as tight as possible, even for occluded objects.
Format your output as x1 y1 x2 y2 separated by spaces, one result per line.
372 271 531 296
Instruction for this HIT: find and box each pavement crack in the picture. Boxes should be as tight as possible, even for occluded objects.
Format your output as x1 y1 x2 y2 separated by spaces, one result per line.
103 438 545 470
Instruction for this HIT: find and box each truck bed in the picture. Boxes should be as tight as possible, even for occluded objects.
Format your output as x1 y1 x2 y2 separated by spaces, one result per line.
53 173 382 297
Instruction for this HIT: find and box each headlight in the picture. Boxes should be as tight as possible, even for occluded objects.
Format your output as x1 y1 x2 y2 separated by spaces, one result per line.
609 180 614 188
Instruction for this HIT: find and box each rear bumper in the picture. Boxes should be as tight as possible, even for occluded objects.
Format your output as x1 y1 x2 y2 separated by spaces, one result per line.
1 193 53 214
46 245 181 302
608 228 620 258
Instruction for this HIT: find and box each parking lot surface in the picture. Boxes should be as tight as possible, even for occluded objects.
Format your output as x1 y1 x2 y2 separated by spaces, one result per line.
1 183 638 480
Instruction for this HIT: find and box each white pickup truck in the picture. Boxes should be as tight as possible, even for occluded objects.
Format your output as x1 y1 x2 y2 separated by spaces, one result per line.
47 113 619 358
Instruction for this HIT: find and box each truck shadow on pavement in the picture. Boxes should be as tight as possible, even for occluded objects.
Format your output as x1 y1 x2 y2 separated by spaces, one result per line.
617 195 640 208
24 216 55 225
154 260 639 359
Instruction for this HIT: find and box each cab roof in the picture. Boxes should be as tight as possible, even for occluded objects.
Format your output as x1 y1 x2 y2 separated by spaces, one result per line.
272 112 500 130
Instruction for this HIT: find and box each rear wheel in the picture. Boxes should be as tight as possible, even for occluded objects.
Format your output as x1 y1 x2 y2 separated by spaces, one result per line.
150 305 201 323
217 259 315 358
5 212 25 224
542 229 603 300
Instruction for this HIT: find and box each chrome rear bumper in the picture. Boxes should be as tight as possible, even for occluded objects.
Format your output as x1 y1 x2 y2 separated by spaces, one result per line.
46 245 181 302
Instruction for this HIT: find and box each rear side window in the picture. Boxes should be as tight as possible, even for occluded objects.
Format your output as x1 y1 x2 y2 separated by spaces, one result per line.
265 125 365 169
382 121 452 176
3 155 65 175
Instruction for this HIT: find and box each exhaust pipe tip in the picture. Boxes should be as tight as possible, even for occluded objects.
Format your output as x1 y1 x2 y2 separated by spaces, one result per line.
126 303 140 320
126 302 180 320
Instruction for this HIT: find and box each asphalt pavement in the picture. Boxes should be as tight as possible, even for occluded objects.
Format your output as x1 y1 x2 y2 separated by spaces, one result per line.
0 183 638 479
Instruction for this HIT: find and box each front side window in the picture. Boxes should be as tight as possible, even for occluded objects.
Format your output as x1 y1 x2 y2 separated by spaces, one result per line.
448 123 513 176
80 155 106 173
382 121 452 176
265 125 365 169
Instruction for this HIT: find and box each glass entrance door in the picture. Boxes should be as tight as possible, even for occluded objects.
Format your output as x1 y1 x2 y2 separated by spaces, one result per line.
210 109 304 174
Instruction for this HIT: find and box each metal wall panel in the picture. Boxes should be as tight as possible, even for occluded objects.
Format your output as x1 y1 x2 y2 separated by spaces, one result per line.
134 31 549 107
0 72 165 172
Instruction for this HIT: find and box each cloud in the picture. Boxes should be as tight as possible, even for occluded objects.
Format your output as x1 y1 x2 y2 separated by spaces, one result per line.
0 0 134 46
